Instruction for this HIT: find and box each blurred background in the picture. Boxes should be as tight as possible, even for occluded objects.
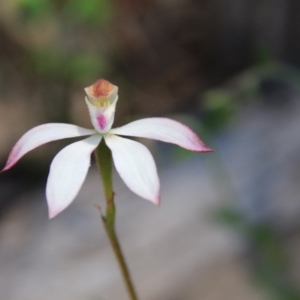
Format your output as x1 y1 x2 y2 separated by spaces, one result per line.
1 0 300 299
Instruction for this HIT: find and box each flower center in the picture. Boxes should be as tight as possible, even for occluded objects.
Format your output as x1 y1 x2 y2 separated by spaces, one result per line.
92 97 110 108
85 79 118 110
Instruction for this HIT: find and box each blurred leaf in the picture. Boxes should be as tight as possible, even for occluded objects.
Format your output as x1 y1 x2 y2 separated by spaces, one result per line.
32 50 67 79
255 43 274 66
213 206 245 229
18 0 54 21
69 54 107 82
64 0 113 26
213 205 300 299
202 89 235 132
254 267 300 300
31 50 107 82
249 224 287 272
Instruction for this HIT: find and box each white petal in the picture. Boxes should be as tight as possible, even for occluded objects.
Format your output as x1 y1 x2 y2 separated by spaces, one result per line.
110 117 213 152
46 134 102 218
104 134 160 205
2 123 96 172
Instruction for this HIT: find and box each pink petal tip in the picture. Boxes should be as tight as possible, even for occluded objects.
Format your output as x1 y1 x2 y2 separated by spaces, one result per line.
153 193 161 206
1 145 22 172
48 208 59 219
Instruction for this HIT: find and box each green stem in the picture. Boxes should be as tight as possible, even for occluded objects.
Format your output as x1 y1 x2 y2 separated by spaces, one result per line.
95 140 138 300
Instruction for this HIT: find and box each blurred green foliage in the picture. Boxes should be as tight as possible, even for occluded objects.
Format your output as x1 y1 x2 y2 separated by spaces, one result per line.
15 0 113 85
169 64 290 162
64 0 113 26
2 0 115 126
18 0 54 21
203 60 300 299
18 0 112 25
32 50 107 82
200 62 300 134
215 207 300 300
202 89 235 132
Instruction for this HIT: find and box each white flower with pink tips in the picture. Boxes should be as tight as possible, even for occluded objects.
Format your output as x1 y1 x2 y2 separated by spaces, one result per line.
2 79 213 218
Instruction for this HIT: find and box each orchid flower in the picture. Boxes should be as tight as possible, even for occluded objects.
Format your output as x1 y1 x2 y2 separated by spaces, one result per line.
1 79 213 218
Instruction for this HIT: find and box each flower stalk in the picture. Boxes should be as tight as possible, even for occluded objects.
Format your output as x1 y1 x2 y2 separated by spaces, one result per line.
95 140 138 300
